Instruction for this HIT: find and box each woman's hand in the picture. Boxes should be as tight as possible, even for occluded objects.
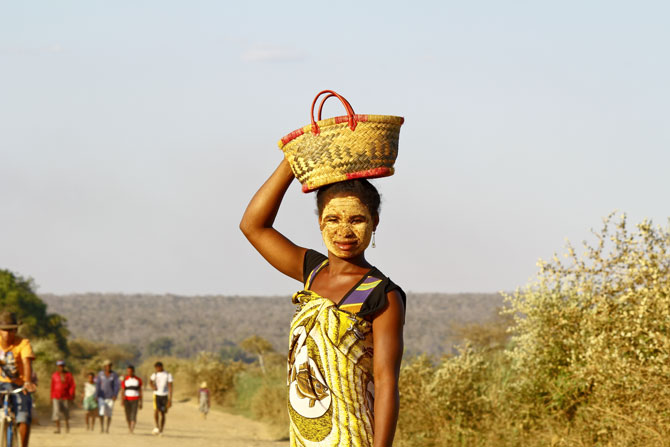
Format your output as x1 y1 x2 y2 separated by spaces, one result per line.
240 159 307 282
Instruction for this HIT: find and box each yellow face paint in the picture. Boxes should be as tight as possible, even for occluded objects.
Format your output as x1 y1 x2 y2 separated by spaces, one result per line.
319 195 374 259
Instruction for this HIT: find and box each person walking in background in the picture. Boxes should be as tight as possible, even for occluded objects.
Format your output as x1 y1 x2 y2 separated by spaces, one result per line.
150 361 173 436
81 372 97 431
198 381 210 419
50 360 75 434
0 311 37 447
95 359 120 434
121 365 143 434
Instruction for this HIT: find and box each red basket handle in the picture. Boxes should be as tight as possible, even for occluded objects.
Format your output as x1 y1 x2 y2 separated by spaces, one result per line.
316 93 337 120
310 90 357 135
316 93 354 121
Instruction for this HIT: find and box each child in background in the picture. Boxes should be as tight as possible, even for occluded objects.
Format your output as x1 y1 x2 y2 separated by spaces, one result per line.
82 372 97 430
198 382 210 419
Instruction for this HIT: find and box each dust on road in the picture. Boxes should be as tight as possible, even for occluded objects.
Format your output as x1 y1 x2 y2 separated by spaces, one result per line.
30 393 289 447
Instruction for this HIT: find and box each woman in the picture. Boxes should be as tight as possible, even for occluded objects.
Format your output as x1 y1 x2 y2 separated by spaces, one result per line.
240 159 405 447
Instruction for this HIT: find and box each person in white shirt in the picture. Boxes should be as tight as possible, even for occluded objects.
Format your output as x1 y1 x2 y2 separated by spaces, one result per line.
149 361 173 436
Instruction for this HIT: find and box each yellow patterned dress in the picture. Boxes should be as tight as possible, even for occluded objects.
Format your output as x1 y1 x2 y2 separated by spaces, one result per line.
287 257 384 447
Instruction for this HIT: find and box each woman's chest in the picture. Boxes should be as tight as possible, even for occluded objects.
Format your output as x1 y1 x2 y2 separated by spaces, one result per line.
309 271 365 305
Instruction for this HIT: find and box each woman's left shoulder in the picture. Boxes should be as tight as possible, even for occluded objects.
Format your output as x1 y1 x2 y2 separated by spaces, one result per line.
357 268 406 318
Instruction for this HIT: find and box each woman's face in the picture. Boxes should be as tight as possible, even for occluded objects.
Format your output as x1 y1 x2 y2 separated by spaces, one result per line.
319 195 375 259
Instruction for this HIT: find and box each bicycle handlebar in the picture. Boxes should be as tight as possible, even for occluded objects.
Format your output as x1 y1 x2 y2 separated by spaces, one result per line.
0 388 25 395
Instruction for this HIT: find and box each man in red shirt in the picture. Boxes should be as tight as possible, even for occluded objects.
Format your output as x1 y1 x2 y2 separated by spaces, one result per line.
50 360 75 434
121 365 143 434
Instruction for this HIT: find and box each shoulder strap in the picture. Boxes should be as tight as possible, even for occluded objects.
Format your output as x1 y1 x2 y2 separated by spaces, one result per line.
338 275 383 314
305 259 329 289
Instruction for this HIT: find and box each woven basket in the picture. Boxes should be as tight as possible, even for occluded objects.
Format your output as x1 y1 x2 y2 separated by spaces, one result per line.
278 90 404 193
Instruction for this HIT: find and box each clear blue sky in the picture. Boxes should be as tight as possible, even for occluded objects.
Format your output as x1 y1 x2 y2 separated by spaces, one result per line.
1 1 668 295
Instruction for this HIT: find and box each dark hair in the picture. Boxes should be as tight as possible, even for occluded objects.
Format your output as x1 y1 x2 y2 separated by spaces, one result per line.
154 361 163 368
127 365 135 371
316 179 381 219
87 372 95 378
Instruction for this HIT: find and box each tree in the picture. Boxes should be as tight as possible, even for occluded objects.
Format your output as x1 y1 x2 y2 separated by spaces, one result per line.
219 340 255 363
240 335 274 375
0 269 69 352
146 336 174 357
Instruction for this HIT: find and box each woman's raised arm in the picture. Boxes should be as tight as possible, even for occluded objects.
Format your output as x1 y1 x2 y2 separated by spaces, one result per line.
239 158 307 282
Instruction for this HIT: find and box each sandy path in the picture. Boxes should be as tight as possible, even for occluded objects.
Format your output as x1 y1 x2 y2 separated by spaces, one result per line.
30 394 289 447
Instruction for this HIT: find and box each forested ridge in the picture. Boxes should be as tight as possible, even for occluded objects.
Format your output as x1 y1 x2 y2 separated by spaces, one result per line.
40 292 504 358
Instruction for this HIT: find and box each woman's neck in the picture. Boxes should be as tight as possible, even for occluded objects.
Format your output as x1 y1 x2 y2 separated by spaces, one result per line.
326 252 372 275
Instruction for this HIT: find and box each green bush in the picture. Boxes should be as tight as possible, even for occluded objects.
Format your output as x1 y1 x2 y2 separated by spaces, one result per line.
397 214 670 447
30 338 66 410
233 370 264 416
504 214 670 444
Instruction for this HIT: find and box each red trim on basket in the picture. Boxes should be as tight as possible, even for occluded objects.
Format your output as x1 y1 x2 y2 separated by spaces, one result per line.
332 114 369 125
346 167 392 180
301 166 393 193
281 128 305 146
281 114 374 145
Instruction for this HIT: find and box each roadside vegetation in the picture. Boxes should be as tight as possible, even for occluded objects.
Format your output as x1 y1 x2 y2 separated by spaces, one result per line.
4 213 669 446
397 214 670 446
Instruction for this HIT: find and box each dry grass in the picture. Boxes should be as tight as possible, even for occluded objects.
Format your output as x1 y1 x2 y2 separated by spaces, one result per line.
396 214 670 447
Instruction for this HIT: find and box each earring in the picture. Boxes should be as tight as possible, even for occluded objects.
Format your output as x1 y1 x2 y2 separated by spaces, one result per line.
372 231 376 248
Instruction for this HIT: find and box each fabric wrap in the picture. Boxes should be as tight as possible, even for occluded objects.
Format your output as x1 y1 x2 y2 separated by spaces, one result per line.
288 249 406 447
302 249 406 318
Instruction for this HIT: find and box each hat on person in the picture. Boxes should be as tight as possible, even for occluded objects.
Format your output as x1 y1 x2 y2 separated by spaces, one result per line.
0 311 20 330
56 360 66 366
201 381 207 388
102 359 113 366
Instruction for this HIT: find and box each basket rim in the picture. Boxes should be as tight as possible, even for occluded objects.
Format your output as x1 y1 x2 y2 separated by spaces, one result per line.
301 167 395 193
278 114 404 149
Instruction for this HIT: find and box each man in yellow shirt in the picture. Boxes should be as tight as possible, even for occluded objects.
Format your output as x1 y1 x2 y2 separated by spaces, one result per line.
0 311 37 447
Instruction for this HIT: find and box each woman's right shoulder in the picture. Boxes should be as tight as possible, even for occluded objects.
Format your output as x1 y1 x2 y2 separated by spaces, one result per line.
302 249 328 283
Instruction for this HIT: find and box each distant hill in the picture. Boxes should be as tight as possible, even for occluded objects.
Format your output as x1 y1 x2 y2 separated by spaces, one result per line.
40 292 505 359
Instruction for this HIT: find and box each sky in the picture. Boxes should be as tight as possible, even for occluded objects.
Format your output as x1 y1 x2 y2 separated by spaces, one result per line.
1 1 668 296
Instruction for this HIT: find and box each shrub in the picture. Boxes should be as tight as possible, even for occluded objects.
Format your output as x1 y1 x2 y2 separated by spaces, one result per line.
249 364 289 437
139 353 245 405
504 213 670 444
397 214 670 447
398 346 493 447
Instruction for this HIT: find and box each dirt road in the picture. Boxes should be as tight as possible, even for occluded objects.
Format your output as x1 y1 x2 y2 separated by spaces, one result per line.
30 394 289 447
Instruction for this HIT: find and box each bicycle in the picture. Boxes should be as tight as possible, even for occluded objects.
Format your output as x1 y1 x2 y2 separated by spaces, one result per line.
0 387 24 447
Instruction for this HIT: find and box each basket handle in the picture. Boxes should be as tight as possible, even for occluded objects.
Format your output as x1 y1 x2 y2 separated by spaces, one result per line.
310 90 357 135
316 93 354 121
